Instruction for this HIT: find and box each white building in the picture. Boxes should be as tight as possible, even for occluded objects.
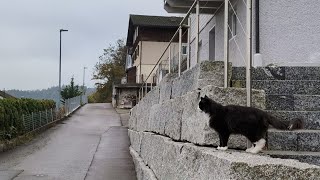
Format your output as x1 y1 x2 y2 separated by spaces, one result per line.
164 0 320 67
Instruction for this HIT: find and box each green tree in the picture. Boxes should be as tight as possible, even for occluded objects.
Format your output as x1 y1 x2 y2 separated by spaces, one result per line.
92 39 127 103
60 77 82 103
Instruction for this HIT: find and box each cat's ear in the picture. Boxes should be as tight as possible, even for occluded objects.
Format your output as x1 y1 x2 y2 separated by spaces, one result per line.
204 95 209 99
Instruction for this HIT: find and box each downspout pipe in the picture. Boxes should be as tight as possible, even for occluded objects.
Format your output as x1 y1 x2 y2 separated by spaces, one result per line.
255 0 260 53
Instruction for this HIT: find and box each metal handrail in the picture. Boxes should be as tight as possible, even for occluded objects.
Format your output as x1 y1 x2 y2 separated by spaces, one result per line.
138 0 199 97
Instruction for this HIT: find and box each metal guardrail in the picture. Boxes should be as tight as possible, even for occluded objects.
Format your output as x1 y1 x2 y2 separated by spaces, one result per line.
65 95 83 116
22 109 60 132
22 95 87 134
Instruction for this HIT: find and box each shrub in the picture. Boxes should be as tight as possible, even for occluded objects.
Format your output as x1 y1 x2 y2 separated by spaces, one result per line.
0 98 56 140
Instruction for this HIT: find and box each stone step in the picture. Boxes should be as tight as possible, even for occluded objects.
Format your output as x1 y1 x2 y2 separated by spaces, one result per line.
170 61 232 100
266 95 294 111
267 129 320 152
131 131 320 179
232 66 320 81
263 150 320 166
267 110 320 130
294 95 320 111
266 94 320 111
232 80 320 95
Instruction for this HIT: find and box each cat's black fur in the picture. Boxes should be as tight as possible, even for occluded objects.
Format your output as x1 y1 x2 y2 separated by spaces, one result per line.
199 95 303 148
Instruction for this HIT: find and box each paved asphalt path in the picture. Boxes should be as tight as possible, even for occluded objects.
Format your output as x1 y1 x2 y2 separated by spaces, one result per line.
0 103 136 180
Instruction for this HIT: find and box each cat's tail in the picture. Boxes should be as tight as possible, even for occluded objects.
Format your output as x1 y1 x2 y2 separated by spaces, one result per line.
267 115 304 130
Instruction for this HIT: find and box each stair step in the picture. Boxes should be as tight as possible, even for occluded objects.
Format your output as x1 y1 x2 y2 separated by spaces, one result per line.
266 95 294 111
267 110 320 130
232 66 320 80
294 95 320 111
267 129 320 152
266 94 320 111
232 80 320 95
263 150 320 166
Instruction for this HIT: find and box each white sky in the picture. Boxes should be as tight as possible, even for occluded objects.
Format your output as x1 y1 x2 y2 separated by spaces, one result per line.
0 0 176 90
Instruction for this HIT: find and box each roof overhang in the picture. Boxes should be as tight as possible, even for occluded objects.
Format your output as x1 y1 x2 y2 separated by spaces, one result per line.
126 15 183 46
164 0 223 14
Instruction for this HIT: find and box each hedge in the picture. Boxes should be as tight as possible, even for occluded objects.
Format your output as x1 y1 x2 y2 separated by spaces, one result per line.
0 98 56 140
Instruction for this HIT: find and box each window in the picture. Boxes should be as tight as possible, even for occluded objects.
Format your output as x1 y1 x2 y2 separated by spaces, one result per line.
126 55 132 68
182 45 188 55
132 45 140 62
133 27 139 43
136 45 139 55
132 52 136 61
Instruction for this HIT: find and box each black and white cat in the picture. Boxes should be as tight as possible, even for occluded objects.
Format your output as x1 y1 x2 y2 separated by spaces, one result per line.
198 95 303 153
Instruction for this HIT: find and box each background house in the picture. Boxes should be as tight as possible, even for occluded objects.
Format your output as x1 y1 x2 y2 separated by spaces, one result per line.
126 14 188 83
112 14 187 108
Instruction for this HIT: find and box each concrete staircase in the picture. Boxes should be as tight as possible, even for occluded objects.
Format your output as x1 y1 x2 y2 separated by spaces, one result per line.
232 66 320 166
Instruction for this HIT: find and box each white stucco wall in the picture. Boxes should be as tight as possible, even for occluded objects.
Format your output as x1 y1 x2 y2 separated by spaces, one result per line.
141 41 169 83
134 41 169 83
141 41 170 65
218 0 251 67
189 0 252 67
189 0 320 67
134 41 182 83
134 41 179 83
189 14 216 68
259 0 320 66
141 64 157 83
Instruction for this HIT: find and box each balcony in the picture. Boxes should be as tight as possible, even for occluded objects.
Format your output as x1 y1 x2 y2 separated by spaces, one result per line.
164 0 223 14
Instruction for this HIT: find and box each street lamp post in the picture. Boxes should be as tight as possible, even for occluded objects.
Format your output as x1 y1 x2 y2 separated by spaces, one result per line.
81 67 87 105
82 67 87 94
58 29 68 109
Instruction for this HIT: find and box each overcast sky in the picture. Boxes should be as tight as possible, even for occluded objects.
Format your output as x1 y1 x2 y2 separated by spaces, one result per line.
0 0 177 90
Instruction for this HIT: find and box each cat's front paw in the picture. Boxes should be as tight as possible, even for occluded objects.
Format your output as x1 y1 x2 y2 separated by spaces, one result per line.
248 148 261 154
217 146 228 151
245 146 255 153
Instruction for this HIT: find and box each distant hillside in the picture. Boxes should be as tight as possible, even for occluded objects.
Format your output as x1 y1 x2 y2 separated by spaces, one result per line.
7 86 96 104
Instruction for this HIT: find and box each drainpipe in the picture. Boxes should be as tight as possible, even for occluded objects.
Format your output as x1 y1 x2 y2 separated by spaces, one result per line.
246 0 252 107
169 45 171 73
246 0 253 150
140 41 142 83
223 0 229 88
187 17 191 70
178 27 182 76
195 0 200 63
253 0 262 67
255 0 260 53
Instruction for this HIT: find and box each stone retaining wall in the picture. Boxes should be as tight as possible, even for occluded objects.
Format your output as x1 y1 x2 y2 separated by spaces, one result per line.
128 61 320 179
